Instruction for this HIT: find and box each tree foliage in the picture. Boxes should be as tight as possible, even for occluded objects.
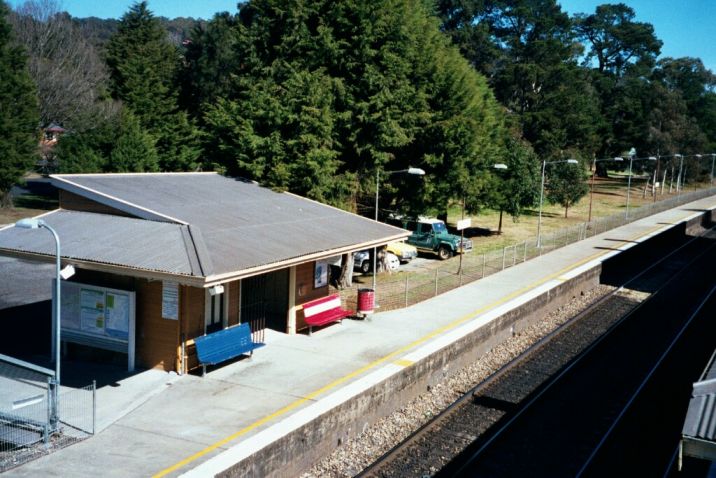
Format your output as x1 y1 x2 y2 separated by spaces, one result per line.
198 0 509 215
0 2 39 207
574 3 662 76
106 1 199 171
545 159 589 217
486 135 540 231
10 0 109 130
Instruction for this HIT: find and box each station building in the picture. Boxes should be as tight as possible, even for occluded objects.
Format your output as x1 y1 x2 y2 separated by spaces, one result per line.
0 173 408 373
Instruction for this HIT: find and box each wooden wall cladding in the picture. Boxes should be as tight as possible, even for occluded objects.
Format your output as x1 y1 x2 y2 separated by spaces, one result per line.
295 261 328 331
135 279 178 371
228 281 240 326
59 190 134 217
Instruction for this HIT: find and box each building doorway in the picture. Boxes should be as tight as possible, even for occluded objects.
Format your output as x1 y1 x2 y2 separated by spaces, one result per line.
240 269 289 333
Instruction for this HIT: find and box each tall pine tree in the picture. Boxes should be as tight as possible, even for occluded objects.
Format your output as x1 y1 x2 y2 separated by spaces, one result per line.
106 1 199 171
199 0 508 215
0 2 39 207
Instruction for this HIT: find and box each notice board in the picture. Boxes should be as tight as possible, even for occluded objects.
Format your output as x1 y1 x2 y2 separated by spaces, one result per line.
58 280 136 371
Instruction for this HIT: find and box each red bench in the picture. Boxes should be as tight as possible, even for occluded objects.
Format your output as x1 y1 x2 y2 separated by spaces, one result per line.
302 294 354 335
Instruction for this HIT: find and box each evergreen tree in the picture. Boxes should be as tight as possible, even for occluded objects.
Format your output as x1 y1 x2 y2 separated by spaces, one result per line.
545 159 588 217
110 110 159 172
486 135 540 232
438 0 601 160
106 1 199 171
0 2 39 207
200 0 508 214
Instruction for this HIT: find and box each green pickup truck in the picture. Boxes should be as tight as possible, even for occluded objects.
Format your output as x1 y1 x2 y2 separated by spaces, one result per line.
403 218 472 260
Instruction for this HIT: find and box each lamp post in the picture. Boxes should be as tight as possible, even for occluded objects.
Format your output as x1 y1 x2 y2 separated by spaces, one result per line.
537 159 579 248
15 218 62 428
675 154 683 197
373 167 425 292
492 163 508 233
588 157 623 223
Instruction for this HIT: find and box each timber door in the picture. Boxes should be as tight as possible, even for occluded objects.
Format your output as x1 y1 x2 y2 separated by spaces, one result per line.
240 269 289 333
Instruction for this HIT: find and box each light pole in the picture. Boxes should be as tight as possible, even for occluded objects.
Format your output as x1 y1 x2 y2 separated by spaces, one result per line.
15 218 62 429
588 157 623 223
625 156 656 219
491 163 508 233
373 167 425 292
537 159 578 248
711 154 715 186
675 154 683 197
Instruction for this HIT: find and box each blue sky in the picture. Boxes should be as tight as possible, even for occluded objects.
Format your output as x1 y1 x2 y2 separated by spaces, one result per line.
7 0 715 72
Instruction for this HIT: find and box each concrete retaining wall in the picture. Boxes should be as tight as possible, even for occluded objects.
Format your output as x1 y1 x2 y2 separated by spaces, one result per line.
218 268 601 477
217 209 714 478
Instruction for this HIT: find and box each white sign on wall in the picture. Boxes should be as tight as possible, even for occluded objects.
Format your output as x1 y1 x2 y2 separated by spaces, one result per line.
162 281 179 320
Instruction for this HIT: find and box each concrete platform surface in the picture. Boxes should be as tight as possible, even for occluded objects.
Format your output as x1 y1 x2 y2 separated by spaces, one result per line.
4 194 716 478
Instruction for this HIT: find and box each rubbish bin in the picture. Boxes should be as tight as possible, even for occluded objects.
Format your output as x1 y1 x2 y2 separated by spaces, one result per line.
357 288 375 315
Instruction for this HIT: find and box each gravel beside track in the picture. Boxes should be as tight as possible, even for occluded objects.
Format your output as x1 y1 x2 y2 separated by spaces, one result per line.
301 284 621 478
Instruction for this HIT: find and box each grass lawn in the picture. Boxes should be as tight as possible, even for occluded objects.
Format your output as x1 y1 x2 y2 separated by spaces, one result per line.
0 183 58 227
447 174 702 255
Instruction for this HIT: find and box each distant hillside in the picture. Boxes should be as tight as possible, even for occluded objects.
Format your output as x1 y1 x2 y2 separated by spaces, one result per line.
72 15 205 49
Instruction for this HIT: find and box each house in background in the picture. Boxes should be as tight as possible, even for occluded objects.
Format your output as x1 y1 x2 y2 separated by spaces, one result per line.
0 173 409 373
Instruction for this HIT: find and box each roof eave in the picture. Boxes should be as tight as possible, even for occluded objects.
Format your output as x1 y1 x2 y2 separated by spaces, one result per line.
203 231 411 286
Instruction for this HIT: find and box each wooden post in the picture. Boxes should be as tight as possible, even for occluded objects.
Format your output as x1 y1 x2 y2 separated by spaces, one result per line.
287 266 297 335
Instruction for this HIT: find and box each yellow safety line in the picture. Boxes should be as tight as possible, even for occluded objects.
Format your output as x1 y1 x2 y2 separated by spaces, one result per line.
394 359 414 367
153 224 665 477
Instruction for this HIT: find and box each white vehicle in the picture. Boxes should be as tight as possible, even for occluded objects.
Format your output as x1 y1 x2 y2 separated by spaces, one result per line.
385 252 400 272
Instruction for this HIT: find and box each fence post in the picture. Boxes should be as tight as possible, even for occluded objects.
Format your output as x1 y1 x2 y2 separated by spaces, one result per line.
434 268 439 296
459 265 463 286
502 247 506 270
92 380 97 435
482 253 486 278
404 274 409 307
513 245 517 266
45 376 52 445
523 241 527 262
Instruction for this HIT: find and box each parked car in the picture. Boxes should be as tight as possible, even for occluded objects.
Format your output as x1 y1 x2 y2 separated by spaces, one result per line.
385 252 400 272
385 241 418 263
352 250 402 273
403 217 472 260
353 250 371 273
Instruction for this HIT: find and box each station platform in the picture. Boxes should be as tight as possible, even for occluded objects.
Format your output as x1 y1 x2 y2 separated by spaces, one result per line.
7 194 716 478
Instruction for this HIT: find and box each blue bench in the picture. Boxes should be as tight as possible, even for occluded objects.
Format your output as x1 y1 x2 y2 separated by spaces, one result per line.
194 323 264 376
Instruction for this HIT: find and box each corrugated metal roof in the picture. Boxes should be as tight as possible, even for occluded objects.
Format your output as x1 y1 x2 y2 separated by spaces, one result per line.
48 173 410 277
0 257 54 310
0 210 196 276
683 351 716 441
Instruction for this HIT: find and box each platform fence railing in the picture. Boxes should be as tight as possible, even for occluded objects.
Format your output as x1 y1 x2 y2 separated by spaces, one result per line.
0 354 95 473
334 185 716 313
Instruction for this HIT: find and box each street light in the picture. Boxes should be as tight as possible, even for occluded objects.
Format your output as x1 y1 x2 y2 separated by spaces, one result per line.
588 157 623 223
15 218 63 429
537 159 578 248
675 154 683 197
373 167 426 291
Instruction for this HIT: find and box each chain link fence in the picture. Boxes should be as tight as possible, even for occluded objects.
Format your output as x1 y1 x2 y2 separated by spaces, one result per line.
335 186 716 312
0 354 95 473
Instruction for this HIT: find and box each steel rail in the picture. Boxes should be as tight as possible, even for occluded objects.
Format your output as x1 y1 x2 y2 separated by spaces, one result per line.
359 223 716 477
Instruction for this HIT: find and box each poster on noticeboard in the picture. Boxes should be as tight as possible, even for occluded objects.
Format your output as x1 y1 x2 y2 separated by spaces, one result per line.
314 259 328 288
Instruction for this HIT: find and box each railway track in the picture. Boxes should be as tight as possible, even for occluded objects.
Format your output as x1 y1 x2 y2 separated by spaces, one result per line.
358 226 716 477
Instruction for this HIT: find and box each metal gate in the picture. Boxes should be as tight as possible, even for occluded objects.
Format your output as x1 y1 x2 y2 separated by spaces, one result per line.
0 353 95 472
240 269 289 338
